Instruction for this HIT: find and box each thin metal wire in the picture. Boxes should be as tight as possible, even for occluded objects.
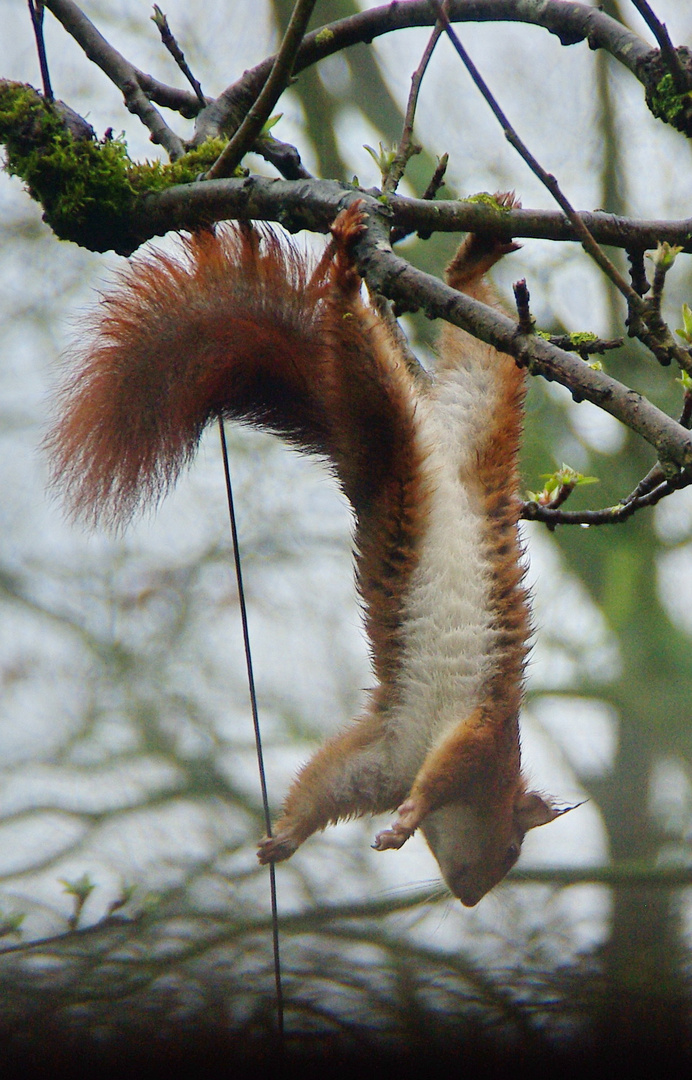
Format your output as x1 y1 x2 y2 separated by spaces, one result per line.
218 417 284 1041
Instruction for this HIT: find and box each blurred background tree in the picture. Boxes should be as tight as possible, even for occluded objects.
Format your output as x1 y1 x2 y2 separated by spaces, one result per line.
1 0 692 1071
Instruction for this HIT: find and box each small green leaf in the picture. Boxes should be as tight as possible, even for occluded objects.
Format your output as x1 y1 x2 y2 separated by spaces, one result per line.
364 142 398 177
0 910 25 937
260 113 283 136
648 240 683 270
676 302 692 344
532 464 599 506
151 5 166 31
107 883 137 915
643 240 682 270
60 873 96 902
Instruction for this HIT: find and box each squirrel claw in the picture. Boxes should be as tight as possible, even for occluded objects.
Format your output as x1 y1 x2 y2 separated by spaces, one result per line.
372 821 414 851
372 798 421 850
257 830 298 865
330 201 367 246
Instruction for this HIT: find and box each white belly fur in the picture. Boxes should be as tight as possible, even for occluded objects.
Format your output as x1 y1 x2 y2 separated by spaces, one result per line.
386 364 502 781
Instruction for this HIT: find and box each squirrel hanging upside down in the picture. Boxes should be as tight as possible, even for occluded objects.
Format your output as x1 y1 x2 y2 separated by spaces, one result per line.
46 199 570 906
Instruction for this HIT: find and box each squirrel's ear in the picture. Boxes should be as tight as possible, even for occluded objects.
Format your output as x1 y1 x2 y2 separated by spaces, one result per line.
514 791 583 832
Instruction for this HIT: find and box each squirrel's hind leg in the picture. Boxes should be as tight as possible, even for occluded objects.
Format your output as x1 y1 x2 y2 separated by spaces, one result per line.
257 705 399 864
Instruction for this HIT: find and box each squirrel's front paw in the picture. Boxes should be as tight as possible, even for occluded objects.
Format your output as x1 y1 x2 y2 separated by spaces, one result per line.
372 798 421 851
257 829 300 865
372 821 412 851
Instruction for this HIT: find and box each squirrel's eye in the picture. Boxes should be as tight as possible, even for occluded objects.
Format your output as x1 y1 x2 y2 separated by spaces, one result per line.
506 842 520 865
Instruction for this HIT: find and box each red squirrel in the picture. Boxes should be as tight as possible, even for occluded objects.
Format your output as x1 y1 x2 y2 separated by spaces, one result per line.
46 200 567 906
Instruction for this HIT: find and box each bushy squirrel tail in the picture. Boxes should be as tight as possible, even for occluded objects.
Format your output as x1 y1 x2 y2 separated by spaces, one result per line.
45 207 419 527
44 225 331 526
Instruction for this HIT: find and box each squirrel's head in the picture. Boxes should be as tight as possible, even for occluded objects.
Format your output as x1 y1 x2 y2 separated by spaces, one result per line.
421 790 572 906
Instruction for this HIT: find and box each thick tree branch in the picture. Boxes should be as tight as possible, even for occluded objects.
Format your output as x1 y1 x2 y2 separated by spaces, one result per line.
7 4 692 521
391 196 692 250
132 182 692 472
193 1 657 145
133 174 692 254
347 204 692 472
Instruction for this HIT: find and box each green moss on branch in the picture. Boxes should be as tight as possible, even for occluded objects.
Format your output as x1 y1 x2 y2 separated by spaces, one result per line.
0 81 227 253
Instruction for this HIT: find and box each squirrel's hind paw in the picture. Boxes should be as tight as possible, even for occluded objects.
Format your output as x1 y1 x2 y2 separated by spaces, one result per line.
257 830 300 865
330 201 367 247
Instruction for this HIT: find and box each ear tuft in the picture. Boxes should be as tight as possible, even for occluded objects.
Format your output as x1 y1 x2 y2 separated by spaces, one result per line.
514 791 584 832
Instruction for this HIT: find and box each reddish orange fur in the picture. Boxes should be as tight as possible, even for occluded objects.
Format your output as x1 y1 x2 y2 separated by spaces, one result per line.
47 202 566 901
46 227 331 524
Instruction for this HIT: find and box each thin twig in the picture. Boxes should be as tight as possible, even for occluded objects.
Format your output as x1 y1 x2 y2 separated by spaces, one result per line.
521 470 691 527
420 153 449 201
430 0 692 374
42 0 186 158
151 4 206 107
205 0 318 180
628 248 650 296
513 279 533 335
27 0 53 101
430 2 638 302
630 0 689 92
624 464 666 504
648 242 682 320
390 153 448 243
383 13 445 194
547 335 623 357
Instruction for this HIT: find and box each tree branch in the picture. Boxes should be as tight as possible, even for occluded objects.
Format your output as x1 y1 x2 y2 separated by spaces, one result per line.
193 1 657 146
133 174 692 254
432 2 692 374
630 0 690 92
43 0 186 158
27 0 54 101
39 1 669 164
347 203 692 472
151 4 206 107
7 3 692 517
521 471 691 528
205 0 318 180
382 13 444 195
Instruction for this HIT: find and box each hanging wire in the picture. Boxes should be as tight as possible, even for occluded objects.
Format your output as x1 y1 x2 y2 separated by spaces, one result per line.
218 417 284 1041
